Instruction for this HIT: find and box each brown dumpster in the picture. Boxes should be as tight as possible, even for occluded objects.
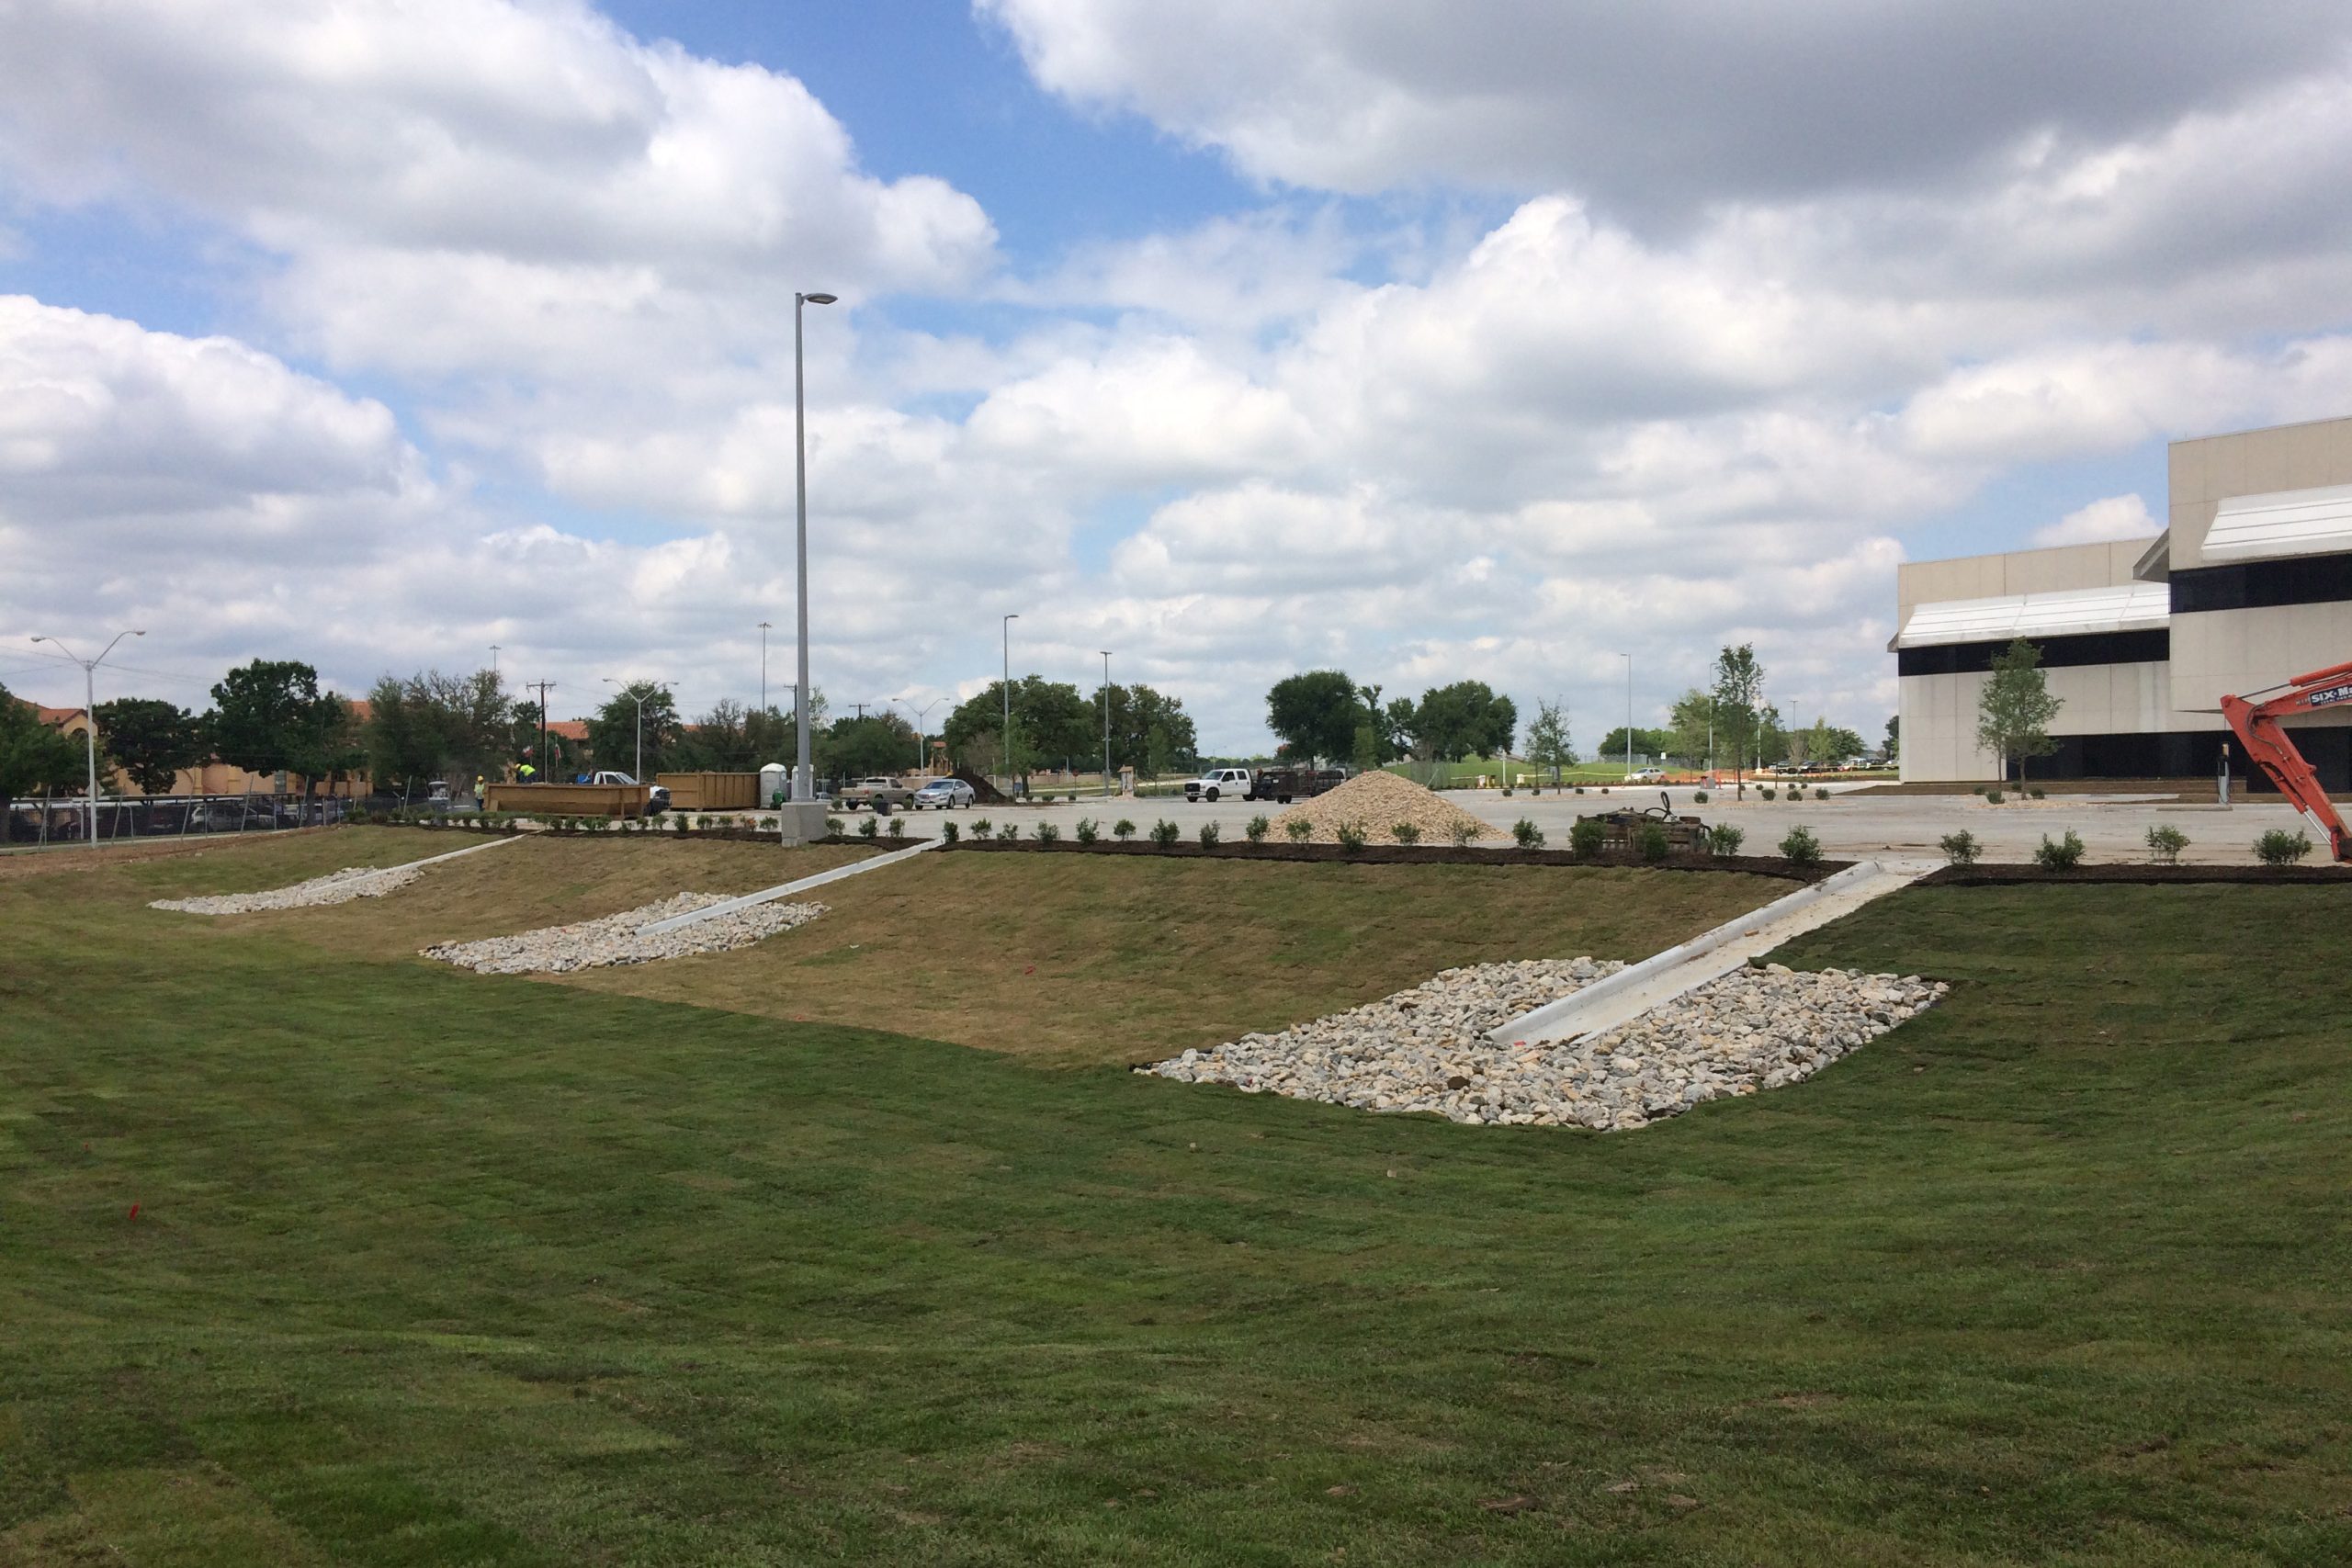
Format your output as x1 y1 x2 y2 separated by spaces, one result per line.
656 772 760 811
482 783 651 818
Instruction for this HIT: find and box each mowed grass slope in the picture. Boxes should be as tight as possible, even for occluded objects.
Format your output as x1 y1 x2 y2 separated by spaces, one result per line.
2 843 2349 1563
143 827 1790 1066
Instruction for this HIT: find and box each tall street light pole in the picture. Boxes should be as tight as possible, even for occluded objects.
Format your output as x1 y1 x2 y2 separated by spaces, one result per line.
793 289 838 803
30 629 144 843
1001 613 1019 795
758 621 772 717
490 644 501 677
603 678 649 782
1618 649 1636 780
1100 650 1114 796
894 697 942 772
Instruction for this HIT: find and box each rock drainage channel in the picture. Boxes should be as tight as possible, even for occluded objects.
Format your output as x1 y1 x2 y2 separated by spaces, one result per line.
151 863 425 913
424 892 825 974
1144 960 1947 1131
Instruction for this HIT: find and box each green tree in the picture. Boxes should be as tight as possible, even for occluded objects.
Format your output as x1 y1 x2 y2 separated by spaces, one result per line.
819 713 922 780
1596 726 1673 761
1975 638 2064 783
366 670 512 796
95 697 201 795
1265 670 1365 764
589 682 684 778
1667 688 1716 768
1525 698 1575 783
944 677 1094 782
1381 695 1419 761
1885 714 1901 763
1410 681 1517 763
1094 682 1198 775
1 684 89 799
206 660 355 803
1711 644 1766 795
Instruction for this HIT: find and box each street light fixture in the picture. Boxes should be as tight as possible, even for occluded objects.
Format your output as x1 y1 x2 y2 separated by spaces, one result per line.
792 289 837 806
29 629 144 844
894 696 943 772
602 678 650 782
1001 613 1019 795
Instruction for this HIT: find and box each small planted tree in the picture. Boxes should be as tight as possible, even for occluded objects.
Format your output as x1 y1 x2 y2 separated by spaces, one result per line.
1149 818 1180 848
1569 818 1606 858
2255 828 2312 865
1976 638 2064 784
1511 818 1544 851
1034 820 1060 843
1075 818 1100 845
1284 818 1313 843
1779 826 1821 865
1391 823 1420 845
1114 818 1137 841
1636 821 1669 862
1448 819 1479 847
941 819 960 844
1334 819 1369 853
2143 824 2187 864
1245 814 1270 843
1939 829 1981 865
995 819 1021 841
2033 829 2086 870
1705 824 1745 856
1199 820 1220 847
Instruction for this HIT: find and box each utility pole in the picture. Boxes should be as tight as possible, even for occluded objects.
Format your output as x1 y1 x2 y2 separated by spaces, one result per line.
758 622 771 716
529 681 556 780
1622 653 1634 775
29 629 144 843
1101 650 1113 796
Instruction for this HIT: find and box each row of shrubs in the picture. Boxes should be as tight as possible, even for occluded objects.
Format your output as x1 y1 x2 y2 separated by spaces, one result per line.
1973 785 2048 803
932 812 1826 866
1937 824 2316 868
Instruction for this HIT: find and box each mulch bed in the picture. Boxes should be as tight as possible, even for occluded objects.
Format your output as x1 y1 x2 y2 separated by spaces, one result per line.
939 837 1844 883
1920 862 2352 886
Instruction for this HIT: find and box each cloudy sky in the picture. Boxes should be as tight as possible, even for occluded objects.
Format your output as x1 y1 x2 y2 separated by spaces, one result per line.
5 0 2350 752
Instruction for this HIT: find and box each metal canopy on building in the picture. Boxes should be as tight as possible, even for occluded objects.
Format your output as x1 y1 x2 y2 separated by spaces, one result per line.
2205 482 2352 563
1891 581 2169 649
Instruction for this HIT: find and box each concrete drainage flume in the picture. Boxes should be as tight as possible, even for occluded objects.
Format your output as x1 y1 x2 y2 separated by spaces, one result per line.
1143 859 1947 1131
633 836 942 936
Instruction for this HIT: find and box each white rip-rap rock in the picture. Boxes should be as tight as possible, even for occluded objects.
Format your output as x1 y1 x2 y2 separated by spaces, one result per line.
1144 960 1948 1131
151 864 423 914
424 893 825 975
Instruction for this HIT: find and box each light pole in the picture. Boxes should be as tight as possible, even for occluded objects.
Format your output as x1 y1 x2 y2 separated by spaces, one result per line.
603 678 649 782
758 621 772 716
1100 650 1114 796
792 289 838 803
30 629 144 843
1001 613 1019 795
490 644 501 677
1622 653 1634 776
894 697 942 772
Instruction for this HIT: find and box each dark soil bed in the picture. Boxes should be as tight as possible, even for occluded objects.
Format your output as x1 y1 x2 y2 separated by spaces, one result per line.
1922 862 2352 886
940 836 1842 883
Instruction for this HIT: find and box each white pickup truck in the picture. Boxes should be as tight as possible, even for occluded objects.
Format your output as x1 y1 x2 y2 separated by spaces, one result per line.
590 771 670 812
1182 767 1261 803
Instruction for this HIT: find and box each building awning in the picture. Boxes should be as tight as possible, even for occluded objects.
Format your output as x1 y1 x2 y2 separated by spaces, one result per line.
2206 482 2352 563
1890 582 2169 650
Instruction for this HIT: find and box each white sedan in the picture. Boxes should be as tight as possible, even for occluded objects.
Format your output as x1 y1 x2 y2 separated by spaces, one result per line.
911 778 976 809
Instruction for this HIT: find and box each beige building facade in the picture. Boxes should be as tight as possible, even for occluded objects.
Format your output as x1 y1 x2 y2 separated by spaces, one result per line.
1895 414 2352 786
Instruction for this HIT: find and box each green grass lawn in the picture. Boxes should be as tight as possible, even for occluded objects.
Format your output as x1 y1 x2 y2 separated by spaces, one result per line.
3 843 2349 1563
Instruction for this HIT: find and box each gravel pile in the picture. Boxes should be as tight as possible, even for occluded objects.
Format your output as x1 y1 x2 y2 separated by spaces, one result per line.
151 864 423 914
1147 961 1947 1131
1269 771 1496 844
424 892 824 974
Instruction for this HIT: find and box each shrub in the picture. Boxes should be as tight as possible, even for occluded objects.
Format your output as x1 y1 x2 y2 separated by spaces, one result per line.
2033 829 2086 870
887 816 907 840
1705 823 1745 856
1984 789 2005 805
1569 818 1606 857
1692 790 1709 805
970 818 992 836
941 819 960 844
1114 818 1137 841
824 816 844 838
1759 786 1777 801
583 815 607 833
1391 823 1420 845
1285 818 1313 843
2030 787 2047 800
1334 819 1369 852
1939 829 1980 866
1449 819 1479 847
1066 793 1077 804
1245 814 1270 843
857 815 880 840
1035 821 1060 844
2143 824 2187 864
1636 821 1669 862
1574 785 1586 795
1075 818 1100 845
1815 787 1829 799
1149 818 1180 848
2255 828 2313 866
1199 821 1221 848
1511 818 1545 851
995 820 1021 842
1779 826 1822 865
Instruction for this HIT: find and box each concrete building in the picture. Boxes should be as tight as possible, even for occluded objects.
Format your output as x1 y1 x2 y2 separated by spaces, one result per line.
1895 413 2352 787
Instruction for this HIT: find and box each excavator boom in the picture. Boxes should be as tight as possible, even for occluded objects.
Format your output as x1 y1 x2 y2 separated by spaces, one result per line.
2220 657 2352 862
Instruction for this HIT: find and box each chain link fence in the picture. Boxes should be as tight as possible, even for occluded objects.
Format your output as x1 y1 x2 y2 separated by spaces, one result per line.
4 793 354 845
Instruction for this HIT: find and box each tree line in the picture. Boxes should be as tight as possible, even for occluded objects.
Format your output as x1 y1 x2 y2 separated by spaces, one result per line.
1264 671 1554 771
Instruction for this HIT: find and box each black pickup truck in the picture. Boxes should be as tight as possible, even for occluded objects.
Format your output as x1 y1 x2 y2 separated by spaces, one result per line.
1183 765 1348 804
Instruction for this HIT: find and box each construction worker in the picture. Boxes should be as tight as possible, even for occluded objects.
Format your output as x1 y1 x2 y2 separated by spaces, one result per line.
517 761 537 783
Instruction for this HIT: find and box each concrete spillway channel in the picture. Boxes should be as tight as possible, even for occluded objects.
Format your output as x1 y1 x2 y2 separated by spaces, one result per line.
1488 858 1932 1047
633 837 944 937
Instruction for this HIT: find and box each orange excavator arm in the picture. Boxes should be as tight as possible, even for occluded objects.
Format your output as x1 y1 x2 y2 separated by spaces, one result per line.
2220 657 2352 863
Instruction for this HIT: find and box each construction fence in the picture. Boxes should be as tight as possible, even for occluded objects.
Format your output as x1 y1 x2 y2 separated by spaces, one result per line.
4 793 354 845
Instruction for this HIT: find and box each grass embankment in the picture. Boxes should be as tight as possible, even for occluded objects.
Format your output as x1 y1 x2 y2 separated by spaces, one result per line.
109 828 1782 1067
4 843 2349 1563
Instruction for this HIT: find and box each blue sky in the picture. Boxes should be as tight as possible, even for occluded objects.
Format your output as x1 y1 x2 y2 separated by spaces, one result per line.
4 0 2348 751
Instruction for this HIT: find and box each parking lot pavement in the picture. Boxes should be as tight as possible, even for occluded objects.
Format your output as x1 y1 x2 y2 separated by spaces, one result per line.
864 784 2317 866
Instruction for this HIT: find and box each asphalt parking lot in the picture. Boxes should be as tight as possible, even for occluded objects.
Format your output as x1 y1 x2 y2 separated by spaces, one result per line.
854 783 2319 866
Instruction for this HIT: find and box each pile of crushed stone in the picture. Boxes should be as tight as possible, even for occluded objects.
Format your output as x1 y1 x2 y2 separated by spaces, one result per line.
1268 771 1496 844
151 864 422 914
424 892 825 974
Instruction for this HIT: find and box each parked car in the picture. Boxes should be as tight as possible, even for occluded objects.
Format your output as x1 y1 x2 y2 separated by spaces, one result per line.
589 770 670 813
1623 768 1666 784
837 776 917 810
911 777 975 810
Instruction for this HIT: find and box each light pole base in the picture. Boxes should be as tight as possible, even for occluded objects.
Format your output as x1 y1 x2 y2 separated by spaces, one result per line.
775 800 833 847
